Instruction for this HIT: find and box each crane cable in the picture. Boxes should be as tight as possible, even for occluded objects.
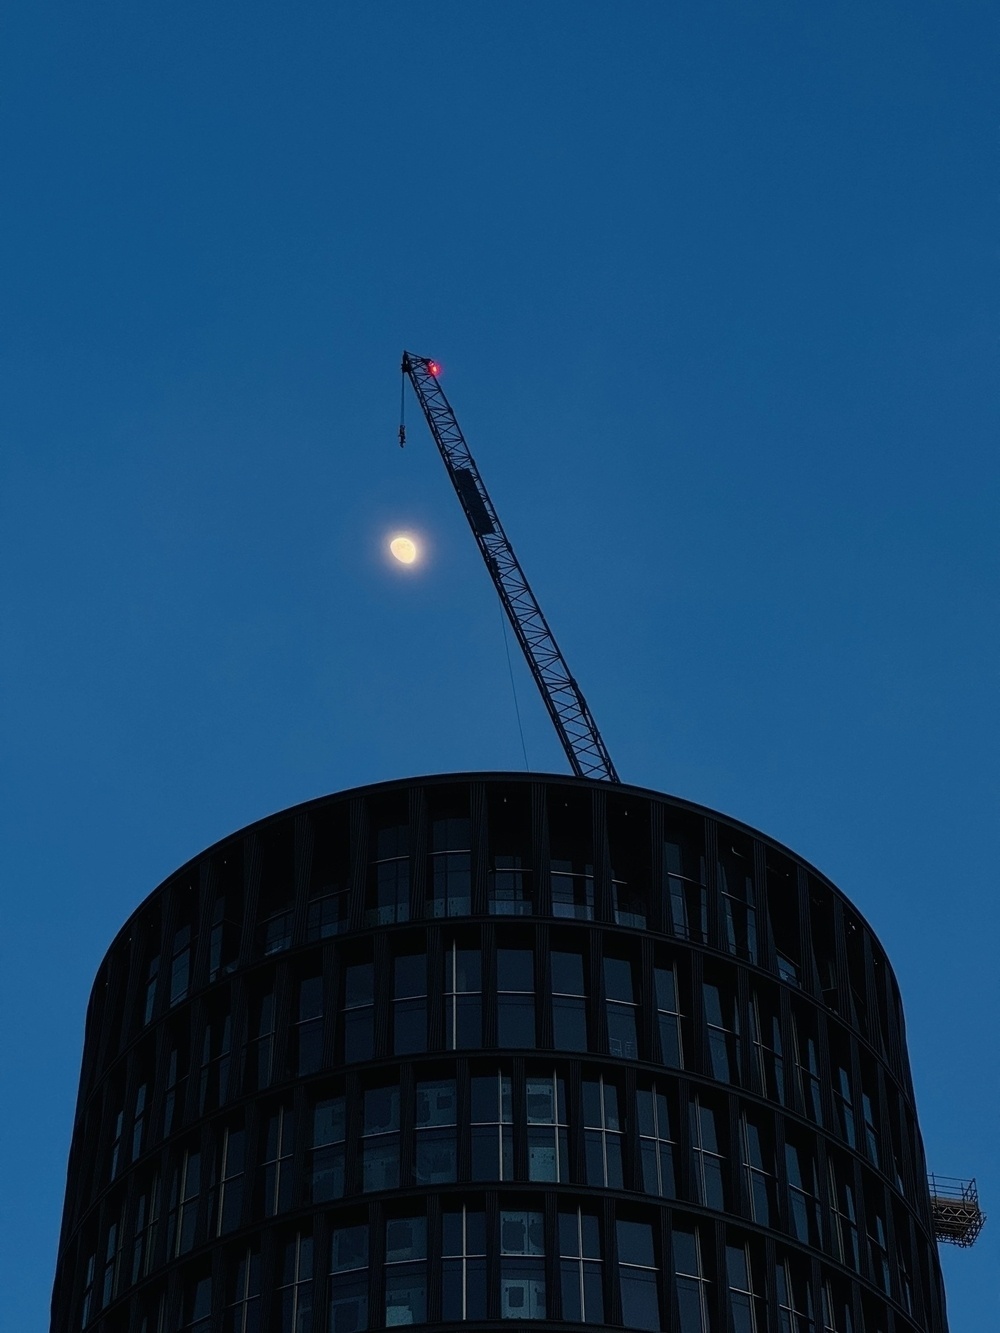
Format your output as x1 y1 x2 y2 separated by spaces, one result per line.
498 595 530 771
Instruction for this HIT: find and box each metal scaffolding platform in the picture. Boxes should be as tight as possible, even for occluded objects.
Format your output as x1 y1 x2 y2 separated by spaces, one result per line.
927 1175 986 1247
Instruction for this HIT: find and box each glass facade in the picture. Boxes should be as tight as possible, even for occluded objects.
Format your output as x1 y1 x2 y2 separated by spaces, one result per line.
51 774 949 1333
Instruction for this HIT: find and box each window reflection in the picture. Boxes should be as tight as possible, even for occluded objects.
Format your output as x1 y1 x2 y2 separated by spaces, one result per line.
583 1077 623 1188
362 1087 400 1193
604 957 638 1059
471 1072 513 1180
343 964 374 1064
415 1079 457 1184
368 824 409 926
500 1211 545 1319
618 1219 659 1330
428 817 472 918
558 1210 603 1322
638 1084 675 1198
385 1217 427 1326
689 1098 725 1210
551 951 588 1052
525 1072 568 1182
664 837 707 943
392 956 426 1056
497 948 535 1047
444 943 481 1049
310 1097 346 1203
329 1225 368 1333
442 1207 487 1321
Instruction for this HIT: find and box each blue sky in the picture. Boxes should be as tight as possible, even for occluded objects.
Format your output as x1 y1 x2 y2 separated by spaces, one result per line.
1 4 996 1328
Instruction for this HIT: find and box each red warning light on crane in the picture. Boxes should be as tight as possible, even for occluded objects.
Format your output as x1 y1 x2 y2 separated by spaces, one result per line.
427 360 441 377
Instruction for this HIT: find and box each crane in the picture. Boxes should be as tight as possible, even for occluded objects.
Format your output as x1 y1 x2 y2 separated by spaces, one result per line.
400 351 620 784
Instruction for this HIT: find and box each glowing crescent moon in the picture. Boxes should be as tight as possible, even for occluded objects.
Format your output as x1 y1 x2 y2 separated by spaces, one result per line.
389 535 418 564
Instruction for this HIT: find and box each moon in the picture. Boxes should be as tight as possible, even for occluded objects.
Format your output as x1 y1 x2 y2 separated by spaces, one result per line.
389 535 418 565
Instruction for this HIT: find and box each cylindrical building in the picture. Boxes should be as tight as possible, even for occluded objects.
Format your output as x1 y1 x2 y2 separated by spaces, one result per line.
51 774 949 1333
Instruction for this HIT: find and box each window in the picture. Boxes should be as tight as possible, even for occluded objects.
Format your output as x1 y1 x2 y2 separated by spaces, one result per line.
500 1211 545 1319
775 1257 814 1333
169 924 192 1006
130 1176 159 1283
672 1227 708 1333
861 1089 880 1168
865 1192 891 1294
209 894 240 979
833 1059 857 1149
444 943 481 1049
497 948 535 1047
785 1140 821 1246
138 1290 164 1333
653 965 683 1067
415 1079 457 1184
719 841 757 962
821 1281 855 1333
617 1219 659 1330
167 1147 201 1257
726 1241 763 1333
740 1116 774 1225
108 1103 125 1181
828 1157 859 1269
211 1124 245 1235
131 1080 150 1162
664 839 706 942
294 977 325 1076
100 1212 124 1309
604 957 638 1059
489 790 533 915
559 1209 603 1322
259 907 293 958
329 1225 368 1333
250 989 276 1090
767 853 800 984
182 1275 212 1333
343 963 374 1064
143 951 160 1025
307 880 349 941
385 1217 427 1326
689 1098 725 1210
637 1084 675 1197
442 1207 486 1321
310 1097 346 1202
471 1071 513 1180
277 1233 313 1333
551 857 595 919
262 1106 294 1217
749 991 785 1103
163 1032 189 1135
80 1251 96 1328
703 980 740 1083
551 950 588 1051
792 1011 822 1124
526 1072 568 1182
199 1008 233 1112
226 1249 261 1333
583 1076 623 1187
362 1087 399 1192
490 854 531 915
612 878 646 929
428 817 472 917
368 824 409 925
393 956 427 1056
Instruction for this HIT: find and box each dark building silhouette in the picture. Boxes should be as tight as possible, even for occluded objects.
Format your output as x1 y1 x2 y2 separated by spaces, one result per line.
51 773 949 1333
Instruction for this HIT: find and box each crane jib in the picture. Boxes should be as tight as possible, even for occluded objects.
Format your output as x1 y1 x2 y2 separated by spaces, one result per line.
400 350 620 785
